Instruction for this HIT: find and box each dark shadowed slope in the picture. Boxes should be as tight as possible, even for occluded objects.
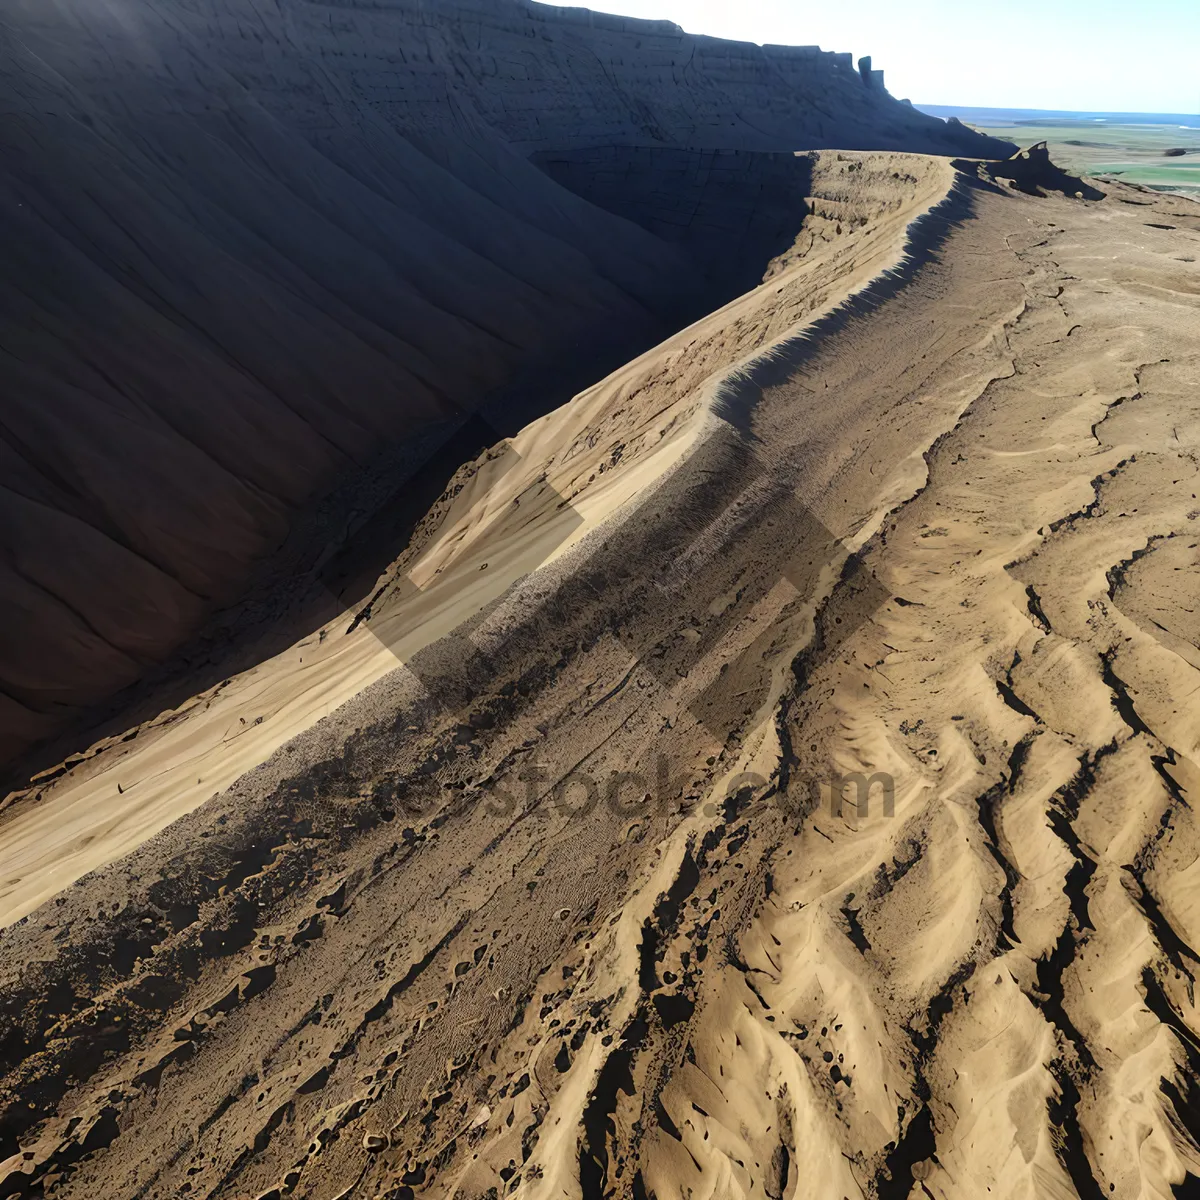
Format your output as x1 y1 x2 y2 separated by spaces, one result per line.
0 0 1010 765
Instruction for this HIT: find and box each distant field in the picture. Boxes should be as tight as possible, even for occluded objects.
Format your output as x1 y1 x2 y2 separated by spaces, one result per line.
919 107 1200 197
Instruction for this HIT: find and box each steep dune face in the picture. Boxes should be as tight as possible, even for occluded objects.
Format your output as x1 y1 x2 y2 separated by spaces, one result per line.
1 0 1007 766
0 66 688 762
0 151 957 929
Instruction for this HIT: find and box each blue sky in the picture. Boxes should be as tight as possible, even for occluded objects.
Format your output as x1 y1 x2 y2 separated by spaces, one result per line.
547 0 1200 113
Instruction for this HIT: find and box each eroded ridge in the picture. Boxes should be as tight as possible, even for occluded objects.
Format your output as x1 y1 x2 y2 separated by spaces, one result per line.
0 0 1009 766
1 162 1200 1200
0 152 959 927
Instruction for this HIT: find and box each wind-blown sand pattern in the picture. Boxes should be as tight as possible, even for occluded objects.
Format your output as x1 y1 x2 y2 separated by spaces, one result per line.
3 16 1200 1198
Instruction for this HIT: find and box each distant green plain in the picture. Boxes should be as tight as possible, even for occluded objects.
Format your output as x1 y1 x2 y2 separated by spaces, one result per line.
967 119 1200 197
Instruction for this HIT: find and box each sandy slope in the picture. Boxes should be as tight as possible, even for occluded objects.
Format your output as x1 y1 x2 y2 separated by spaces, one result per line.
0 152 955 928
0 0 1011 766
1 154 1200 1200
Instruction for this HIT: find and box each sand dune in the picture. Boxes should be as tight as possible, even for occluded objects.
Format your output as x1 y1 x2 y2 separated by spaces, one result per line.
0 151 957 929
0 0 1010 768
3 5 1200 1192
2 140 1200 1200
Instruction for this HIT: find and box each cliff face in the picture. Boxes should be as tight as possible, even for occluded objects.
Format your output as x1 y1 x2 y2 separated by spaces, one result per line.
0 0 1007 765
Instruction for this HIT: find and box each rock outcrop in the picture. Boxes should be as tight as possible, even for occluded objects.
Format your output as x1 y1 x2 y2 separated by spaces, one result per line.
857 53 885 90
956 142 1107 200
0 0 1011 766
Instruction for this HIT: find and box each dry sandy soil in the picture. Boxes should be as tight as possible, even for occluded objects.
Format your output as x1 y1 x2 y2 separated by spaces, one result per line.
2 149 1200 1200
